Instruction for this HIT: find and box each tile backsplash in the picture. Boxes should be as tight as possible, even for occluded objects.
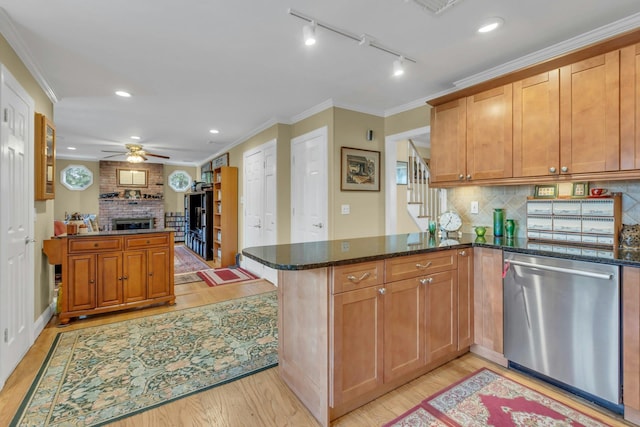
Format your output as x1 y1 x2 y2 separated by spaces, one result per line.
446 180 640 238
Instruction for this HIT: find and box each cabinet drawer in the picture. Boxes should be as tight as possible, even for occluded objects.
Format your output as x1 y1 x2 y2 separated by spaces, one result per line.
385 250 457 282
125 233 170 249
68 237 122 253
332 261 383 294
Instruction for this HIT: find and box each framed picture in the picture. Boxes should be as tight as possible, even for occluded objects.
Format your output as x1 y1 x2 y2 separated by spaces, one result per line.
571 182 588 198
533 184 558 199
201 161 213 183
124 189 142 199
341 147 380 191
211 153 229 168
117 168 148 187
396 161 408 185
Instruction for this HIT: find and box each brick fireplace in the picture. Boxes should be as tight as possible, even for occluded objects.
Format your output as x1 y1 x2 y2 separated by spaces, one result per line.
98 161 165 230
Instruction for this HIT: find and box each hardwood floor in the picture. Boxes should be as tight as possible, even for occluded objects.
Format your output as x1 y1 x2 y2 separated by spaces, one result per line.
0 278 632 426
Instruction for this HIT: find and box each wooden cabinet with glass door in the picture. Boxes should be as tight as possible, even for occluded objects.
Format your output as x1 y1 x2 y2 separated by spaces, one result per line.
35 112 55 200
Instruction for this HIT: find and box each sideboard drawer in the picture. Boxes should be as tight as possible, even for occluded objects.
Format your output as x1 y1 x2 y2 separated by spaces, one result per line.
125 233 171 249
384 250 457 283
332 261 384 294
68 237 122 253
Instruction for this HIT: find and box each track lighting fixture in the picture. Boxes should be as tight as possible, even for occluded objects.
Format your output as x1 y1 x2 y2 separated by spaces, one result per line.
393 56 405 77
288 8 416 74
303 21 317 46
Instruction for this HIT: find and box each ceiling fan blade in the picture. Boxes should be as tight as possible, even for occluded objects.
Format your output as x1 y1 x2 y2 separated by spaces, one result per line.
146 153 171 159
140 154 149 161
102 153 125 159
101 150 127 153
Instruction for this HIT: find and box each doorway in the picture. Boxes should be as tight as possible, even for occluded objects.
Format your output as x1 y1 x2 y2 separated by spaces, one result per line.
0 65 35 389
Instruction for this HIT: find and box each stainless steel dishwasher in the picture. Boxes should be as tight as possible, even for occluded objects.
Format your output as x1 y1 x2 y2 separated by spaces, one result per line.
503 251 621 412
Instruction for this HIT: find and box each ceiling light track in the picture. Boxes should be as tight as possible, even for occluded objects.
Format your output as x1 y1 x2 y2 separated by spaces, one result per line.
288 8 417 64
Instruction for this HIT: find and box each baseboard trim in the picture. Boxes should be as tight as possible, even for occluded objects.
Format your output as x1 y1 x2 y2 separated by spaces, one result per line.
33 303 55 340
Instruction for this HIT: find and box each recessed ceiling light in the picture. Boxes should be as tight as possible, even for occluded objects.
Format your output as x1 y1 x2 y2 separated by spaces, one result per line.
130 136 141 140
115 90 132 97
478 17 504 33
209 129 220 134
67 146 76 150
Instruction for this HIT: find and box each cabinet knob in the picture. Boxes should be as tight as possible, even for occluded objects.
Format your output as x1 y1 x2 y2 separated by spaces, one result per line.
378 288 386 295
89 279 95 284
458 174 464 180
149 272 154 276
466 174 471 180
561 166 568 173
94 243 99 247
146 240 150 244
419 277 433 285
123 275 128 280
549 167 556 174
459 250 467 256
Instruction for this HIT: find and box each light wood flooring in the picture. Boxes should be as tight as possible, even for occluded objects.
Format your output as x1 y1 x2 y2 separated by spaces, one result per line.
0 277 633 426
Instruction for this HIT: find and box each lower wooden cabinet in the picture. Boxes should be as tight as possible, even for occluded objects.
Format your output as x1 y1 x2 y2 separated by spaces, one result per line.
623 266 640 425
43 232 175 325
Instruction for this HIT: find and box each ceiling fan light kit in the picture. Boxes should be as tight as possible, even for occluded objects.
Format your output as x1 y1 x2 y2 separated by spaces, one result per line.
101 143 170 163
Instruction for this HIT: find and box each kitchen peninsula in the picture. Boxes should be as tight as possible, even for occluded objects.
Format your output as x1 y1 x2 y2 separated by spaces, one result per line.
243 233 640 426
43 229 175 325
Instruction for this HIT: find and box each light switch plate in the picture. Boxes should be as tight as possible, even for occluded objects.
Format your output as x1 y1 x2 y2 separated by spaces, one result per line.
341 204 350 214
471 201 479 214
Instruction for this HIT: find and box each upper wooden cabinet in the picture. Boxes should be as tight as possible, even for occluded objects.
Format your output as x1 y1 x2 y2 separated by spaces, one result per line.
430 98 466 183
621 43 640 170
559 51 620 174
35 113 55 200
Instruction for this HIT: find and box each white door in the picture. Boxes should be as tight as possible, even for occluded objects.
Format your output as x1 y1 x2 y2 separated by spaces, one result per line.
243 140 277 284
291 127 328 243
0 65 35 389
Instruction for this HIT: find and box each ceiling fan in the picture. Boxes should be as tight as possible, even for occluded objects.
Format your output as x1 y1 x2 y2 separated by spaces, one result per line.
101 143 170 163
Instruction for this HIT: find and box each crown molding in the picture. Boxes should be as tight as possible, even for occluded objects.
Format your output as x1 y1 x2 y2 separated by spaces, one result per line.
0 8 58 103
453 12 640 90
384 97 430 117
289 99 335 123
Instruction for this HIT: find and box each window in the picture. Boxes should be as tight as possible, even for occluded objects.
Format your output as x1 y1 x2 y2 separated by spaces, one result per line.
168 170 192 192
60 165 93 191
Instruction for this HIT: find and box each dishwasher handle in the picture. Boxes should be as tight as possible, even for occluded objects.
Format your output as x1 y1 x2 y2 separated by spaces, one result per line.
506 259 613 280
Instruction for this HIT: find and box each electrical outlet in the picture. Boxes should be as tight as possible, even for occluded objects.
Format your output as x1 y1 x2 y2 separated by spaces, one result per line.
341 241 350 252
341 204 350 215
470 201 479 214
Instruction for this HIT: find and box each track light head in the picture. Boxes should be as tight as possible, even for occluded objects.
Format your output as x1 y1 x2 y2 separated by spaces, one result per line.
393 56 405 77
303 21 317 46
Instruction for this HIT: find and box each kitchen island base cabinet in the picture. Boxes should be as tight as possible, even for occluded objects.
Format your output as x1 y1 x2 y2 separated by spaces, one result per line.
623 266 640 425
43 231 175 325
278 250 472 427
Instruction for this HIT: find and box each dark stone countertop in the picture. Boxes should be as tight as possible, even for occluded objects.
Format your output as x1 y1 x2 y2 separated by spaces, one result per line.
52 228 175 239
242 232 640 270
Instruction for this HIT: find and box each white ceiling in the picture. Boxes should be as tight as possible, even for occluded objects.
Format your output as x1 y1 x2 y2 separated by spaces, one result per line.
1 0 640 166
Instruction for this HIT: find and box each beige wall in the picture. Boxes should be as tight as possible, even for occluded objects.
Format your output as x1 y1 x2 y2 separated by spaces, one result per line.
163 164 197 214
385 104 431 137
1 34 55 319
54 159 100 221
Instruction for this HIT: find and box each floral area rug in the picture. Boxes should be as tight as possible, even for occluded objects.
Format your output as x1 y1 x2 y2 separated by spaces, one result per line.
10 291 278 426
173 245 210 275
384 368 611 427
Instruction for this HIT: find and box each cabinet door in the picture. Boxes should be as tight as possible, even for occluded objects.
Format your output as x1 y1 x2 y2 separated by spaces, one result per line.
560 51 620 174
466 84 513 181
621 43 640 170
624 267 640 424
96 252 123 307
513 70 560 177
473 247 503 354
147 247 171 298
123 250 146 303
456 249 473 350
426 270 458 362
384 278 425 382
68 254 96 311
331 286 383 406
430 98 467 183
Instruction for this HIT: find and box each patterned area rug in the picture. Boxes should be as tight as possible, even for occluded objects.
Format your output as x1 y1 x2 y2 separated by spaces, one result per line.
174 272 203 285
384 368 611 427
197 267 258 287
11 291 278 427
173 245 210 275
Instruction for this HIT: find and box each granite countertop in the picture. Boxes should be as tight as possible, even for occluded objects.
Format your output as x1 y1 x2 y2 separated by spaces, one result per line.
242 232 640 270
52 228 175 239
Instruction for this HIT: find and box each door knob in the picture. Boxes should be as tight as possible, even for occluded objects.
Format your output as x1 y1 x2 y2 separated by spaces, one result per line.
25 237 36 244
312 223 323 228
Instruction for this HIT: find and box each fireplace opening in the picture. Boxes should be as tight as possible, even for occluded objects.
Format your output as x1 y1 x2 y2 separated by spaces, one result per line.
112 217 154 230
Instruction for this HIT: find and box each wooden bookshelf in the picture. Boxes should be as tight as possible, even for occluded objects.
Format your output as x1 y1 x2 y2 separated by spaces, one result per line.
213 166 238 267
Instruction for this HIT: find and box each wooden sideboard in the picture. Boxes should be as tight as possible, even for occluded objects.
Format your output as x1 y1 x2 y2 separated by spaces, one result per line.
43 231 175 324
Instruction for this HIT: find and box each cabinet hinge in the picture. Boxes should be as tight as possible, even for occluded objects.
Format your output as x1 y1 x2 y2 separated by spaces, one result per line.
4 328 8 343
3 108 7 123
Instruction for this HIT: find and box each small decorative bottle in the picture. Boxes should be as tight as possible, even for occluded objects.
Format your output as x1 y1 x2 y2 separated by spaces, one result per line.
493 208 504 237
505 219 516 238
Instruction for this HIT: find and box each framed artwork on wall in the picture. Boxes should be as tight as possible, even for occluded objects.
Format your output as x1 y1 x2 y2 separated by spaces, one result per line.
396 161 408 185
341 147 380 191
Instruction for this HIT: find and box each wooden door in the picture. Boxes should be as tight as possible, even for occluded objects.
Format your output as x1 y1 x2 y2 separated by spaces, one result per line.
68 254 96 311
430 98 466 183
96 252 123 307
456 249 473 350
383 278 425 382
425 270 457 362
466 84 513 181
560 51 620 174
147 248 171 298
123 250 146 303
331 286 383 406
621 43 640 170
513 70 560 177
473 247 503 354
